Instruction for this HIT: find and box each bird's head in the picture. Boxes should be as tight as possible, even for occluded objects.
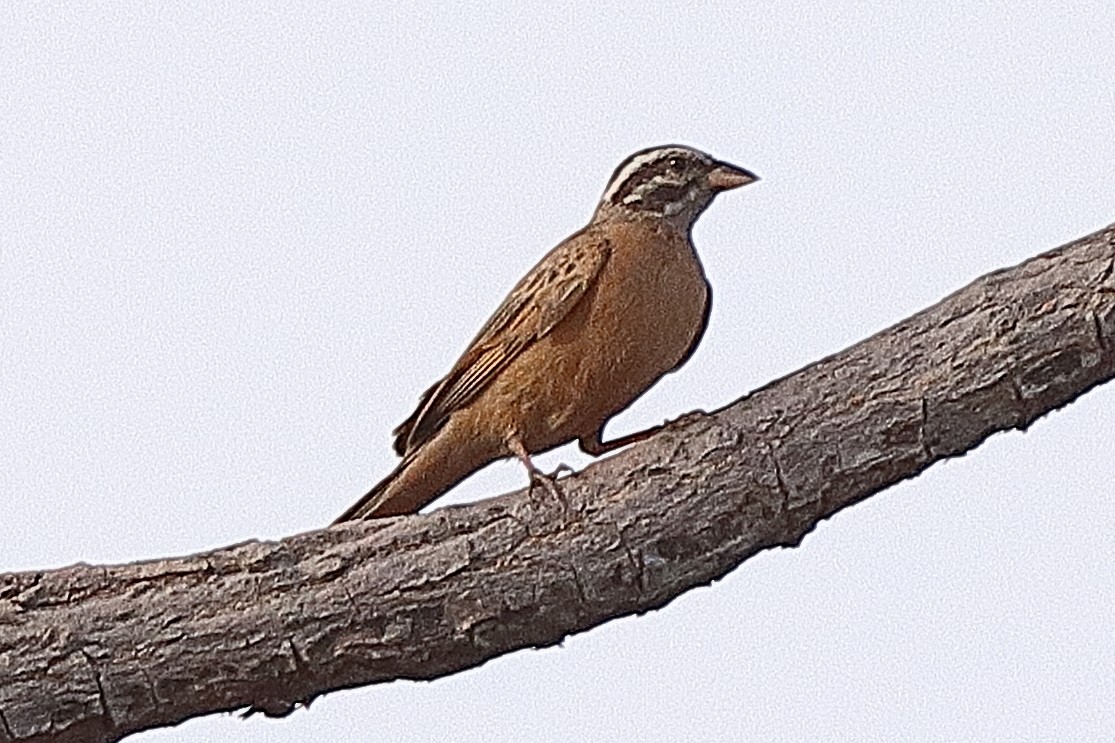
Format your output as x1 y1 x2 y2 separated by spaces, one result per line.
595 145 758 229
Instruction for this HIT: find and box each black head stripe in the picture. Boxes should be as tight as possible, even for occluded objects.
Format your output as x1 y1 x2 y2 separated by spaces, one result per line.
607 159 678 206
600 145 711 208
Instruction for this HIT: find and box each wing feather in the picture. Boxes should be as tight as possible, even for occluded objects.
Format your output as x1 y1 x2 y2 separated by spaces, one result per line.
392 229 611 455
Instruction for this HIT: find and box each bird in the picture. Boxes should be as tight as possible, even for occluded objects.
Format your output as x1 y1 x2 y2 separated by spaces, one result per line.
335 144 758 522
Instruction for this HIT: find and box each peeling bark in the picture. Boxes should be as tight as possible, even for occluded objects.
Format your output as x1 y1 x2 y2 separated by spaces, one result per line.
2 224 1114 743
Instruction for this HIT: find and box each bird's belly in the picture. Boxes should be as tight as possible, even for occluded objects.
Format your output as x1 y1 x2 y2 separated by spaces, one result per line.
486 231 709 452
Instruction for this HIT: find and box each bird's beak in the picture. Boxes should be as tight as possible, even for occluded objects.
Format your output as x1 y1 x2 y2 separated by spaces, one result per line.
707 162 759 191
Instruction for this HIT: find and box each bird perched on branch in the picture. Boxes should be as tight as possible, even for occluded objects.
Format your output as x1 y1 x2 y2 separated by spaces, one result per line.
335 145 758 522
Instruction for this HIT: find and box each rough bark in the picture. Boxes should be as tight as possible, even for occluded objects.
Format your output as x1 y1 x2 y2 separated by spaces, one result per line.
2 224 1114 743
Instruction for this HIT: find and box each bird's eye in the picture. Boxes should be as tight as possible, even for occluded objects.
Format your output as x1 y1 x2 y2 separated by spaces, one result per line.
668 158 679 168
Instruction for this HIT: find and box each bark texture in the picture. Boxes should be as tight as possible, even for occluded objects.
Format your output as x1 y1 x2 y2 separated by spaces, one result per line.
2 224 1114 743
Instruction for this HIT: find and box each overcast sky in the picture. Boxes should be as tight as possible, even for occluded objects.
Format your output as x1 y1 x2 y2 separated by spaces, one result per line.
3 2 1114 741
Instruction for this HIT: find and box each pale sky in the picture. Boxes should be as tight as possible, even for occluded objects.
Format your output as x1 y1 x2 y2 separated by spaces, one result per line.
2 3 1114 741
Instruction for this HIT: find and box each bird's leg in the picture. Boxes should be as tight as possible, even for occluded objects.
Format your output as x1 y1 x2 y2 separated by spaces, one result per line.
507 434 569 511
579 425 667 457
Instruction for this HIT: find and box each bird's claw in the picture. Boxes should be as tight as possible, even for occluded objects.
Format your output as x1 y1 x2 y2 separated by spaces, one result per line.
528 469 571 514
548 462 575 479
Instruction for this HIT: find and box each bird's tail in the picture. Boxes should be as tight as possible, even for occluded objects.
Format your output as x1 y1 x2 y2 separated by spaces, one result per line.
335 418 506 524
333 452 421 523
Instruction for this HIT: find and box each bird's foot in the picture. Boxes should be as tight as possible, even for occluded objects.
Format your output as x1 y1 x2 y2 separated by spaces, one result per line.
548 462 575 479
528 468 571 513
507 434 574 520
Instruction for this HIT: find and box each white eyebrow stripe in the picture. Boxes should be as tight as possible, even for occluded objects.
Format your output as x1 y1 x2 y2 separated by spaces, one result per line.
600 147 692 203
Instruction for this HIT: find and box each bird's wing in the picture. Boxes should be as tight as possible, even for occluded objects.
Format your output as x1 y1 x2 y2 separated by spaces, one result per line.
392 229 612 455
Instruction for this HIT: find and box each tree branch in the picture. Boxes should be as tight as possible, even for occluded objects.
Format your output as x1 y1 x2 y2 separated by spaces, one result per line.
3 224 1114 743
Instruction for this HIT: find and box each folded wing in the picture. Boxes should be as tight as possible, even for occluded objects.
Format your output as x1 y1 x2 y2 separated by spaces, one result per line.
392 229 612 455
